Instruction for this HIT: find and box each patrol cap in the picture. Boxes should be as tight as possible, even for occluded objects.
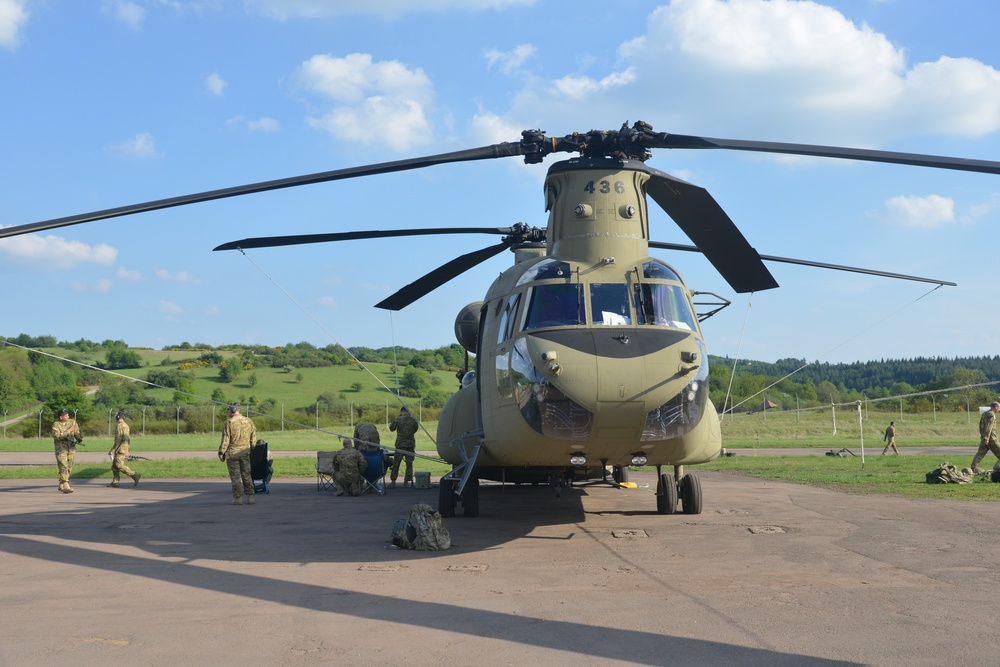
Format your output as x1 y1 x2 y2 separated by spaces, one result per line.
115 411 125 420
57 408 69 416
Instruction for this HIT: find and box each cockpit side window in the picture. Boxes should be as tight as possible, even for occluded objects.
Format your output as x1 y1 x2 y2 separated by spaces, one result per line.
496 293 521 344
523 284 584 331
634 283 696 331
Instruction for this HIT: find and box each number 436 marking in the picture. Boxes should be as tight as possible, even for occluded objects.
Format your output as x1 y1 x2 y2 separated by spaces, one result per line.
583 180 626 194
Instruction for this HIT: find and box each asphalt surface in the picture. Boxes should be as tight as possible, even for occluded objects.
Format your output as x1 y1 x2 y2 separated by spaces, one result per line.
3 458 1000 665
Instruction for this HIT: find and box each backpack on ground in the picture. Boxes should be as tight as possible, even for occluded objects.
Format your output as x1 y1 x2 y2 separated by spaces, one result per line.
389 503 451 551
925 462 973 484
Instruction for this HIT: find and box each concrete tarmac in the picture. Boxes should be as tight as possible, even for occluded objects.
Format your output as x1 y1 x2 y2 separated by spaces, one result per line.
2 467 1000 666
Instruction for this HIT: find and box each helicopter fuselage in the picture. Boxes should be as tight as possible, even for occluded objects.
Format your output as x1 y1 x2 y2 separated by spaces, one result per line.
436 157 721 481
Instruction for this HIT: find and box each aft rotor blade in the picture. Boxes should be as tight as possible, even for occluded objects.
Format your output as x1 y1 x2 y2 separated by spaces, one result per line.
214 227 513 251
649 241 957 286
0 144 526 241
657 133 1000 175
375 241 512 311
644 167 779 294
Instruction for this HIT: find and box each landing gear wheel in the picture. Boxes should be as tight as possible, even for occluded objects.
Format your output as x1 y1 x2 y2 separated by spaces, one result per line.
680 473 702 515
613 465 629 484
438 479 456 518
656 472 677 515
462 476 480 518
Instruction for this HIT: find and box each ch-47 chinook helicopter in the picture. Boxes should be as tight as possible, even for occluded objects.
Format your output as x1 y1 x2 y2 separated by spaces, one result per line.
5 120 992 518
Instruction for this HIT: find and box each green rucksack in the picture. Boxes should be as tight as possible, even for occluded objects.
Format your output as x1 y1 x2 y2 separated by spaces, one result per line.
390 503 451 551
925 462 973 484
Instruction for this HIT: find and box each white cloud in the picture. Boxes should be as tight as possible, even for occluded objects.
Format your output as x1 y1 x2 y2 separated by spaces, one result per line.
485 44 537 74
0 230 117 270
155 269 201 284
318 296 337 308
206 73 227 96
204 306 220 316
296 53 433 151
878 194 956 228
0 0 28 49
102 0 145 31
245 0 534 20
116 266 142 280
225 115 282 132
485 0 1000 148
70 278 112 294
159 301 183 316
108 132 161 159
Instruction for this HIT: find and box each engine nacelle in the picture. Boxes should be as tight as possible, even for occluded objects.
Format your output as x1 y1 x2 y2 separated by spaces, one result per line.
454 301 483 353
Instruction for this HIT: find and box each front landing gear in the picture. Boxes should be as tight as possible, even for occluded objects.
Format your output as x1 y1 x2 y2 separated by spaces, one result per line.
438 475 480 518
656 465 703 515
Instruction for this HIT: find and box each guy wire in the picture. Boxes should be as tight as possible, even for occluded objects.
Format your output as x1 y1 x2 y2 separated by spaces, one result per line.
235 248 438 445
728 284 946 414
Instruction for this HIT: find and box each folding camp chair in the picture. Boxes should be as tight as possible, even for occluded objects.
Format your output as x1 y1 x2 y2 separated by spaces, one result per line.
250 440 273 494
358 448 388 495
316 451 336 491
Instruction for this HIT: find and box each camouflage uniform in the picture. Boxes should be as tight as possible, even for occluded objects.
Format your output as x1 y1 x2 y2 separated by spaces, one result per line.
219 410 257 504
972 407 1000 472
52 415 82 493
353 422 380 450
108 417 140 487
333 445 368 496
389 409 418 487
881 423 899 456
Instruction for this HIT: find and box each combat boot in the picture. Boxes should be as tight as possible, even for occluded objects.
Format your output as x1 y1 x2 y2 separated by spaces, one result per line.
63 484 74 494
132 472 141 487
107 481 120 488
232 497 243 505
246 495 255 505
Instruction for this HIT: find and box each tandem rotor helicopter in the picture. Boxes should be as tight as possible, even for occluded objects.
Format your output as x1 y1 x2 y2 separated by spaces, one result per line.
5 120 994 518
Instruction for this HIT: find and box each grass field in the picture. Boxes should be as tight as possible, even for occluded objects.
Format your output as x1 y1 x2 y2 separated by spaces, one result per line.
5 370 996 500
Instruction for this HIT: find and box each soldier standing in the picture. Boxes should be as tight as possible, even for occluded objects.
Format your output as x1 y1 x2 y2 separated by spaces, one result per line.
972 402 1000 474
332 438 368 496
218 403 257 505
52 408 82 494
389 406 418 488
107 412 141 487
881 421 899 456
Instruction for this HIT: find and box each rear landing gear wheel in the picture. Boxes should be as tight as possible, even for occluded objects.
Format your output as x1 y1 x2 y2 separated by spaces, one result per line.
680 473 702 515
613 465 629 484
462 477 480 518
438 479 456 518
656 472 677 515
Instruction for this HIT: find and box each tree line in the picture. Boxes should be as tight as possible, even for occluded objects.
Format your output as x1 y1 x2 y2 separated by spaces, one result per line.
0 334 468 436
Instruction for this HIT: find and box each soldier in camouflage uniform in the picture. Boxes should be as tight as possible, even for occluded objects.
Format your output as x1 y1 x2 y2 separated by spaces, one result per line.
352 421 380 450
218 404 257 505
972 402 1000 474
107 412 141 487
389 407 418 488
332 438 367 496
52 408 82 494
881 421 899 456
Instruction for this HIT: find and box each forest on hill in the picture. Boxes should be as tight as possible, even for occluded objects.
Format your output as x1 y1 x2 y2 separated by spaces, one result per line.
2 333 998 436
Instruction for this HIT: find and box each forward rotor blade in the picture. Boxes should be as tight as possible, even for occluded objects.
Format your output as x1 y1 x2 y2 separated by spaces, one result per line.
0 144 527 241
649 241 957 286
657 133 1000 175
644 167 779 294
375 241 512 311
214 227 514 251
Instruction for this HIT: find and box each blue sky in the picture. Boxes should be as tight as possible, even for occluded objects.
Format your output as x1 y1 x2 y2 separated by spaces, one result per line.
2 0 1000 365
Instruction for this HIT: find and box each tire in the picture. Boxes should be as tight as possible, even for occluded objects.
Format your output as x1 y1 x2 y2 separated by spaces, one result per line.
613 465 629 484
656 472 677 515
680 473 703 515
438 478 456 518
462 476 480 518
